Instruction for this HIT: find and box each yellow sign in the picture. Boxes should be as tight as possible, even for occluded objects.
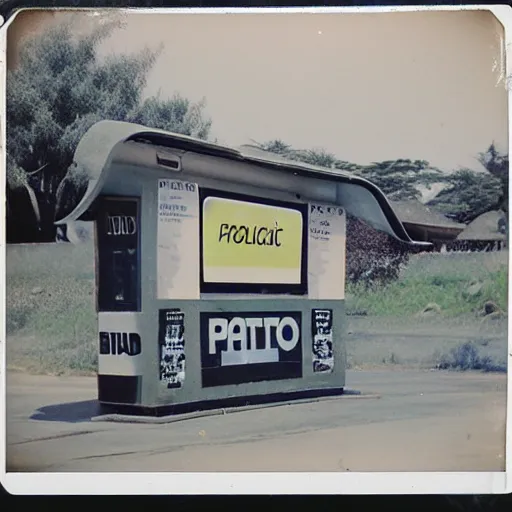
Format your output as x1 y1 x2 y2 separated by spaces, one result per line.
202 196 304 284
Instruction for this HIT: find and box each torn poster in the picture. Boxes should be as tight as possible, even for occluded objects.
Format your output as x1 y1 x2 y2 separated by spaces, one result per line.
308 203 346 300
312 308 334 373
159 309 186 388
157 179 200 299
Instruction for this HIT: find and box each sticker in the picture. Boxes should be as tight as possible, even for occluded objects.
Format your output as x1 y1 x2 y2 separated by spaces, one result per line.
157 179 200 299
312 309 334 373
159 309 186 389
200 311 302 387
308 204 346 300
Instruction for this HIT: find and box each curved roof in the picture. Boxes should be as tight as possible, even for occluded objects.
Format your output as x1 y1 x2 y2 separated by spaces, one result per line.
456 210 507 241
55 120 430 248
389 200 465 231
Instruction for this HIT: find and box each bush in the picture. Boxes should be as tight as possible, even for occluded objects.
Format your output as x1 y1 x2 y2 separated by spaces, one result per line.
436 341 506 372
346 214 412 287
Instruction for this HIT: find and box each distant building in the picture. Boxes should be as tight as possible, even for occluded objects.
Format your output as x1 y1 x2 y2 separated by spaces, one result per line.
389 199 465 247
454 210 507 252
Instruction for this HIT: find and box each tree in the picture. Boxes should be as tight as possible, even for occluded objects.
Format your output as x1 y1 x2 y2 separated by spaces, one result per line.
6 18 212 243
477 143 508 214
426 168 503 224
256 140 355 170
425 143 508 225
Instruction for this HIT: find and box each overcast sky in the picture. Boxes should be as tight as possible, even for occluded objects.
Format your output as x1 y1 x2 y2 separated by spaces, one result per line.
8 9 510 173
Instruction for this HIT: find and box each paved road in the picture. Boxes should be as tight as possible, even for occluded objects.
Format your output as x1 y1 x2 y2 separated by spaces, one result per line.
6 369 506 472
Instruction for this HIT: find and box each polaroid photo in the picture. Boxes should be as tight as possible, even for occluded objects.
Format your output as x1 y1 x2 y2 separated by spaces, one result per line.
0 4 510 495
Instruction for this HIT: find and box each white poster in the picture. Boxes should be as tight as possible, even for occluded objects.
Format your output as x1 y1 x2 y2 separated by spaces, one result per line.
308 203 346 300
312 308 334 374
157 179 200 299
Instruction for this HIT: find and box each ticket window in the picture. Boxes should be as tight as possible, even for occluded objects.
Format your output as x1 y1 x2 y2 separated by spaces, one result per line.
96 197 141 312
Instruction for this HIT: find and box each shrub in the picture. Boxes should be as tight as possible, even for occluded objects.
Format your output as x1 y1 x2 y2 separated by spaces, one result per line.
436 341 506 372
346 214 412 288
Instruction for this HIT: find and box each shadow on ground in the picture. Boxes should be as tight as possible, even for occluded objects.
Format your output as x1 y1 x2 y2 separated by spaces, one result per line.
30 400 101 423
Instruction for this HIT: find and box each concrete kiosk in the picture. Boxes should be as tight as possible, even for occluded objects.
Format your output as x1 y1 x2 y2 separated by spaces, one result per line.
55 120 426 415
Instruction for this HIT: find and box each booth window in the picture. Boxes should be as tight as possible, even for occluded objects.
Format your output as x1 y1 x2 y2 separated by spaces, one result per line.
97 197 141 312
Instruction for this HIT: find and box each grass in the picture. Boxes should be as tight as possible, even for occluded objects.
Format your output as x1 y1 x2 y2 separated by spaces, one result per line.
6 242 98 375
5 242 509 376
346 251 508 318
345 251 508 373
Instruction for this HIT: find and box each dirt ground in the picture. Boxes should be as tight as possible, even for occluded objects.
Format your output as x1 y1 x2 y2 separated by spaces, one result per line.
5 368 507 473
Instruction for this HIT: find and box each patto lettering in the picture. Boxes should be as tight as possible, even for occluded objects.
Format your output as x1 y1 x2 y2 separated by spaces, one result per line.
208 315 300 355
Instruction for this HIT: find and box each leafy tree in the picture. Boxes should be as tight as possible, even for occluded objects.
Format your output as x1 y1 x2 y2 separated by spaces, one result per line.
426 144 508 224
256 139 292 155
426 168 503 224
6 18 212 243
477 143 508 213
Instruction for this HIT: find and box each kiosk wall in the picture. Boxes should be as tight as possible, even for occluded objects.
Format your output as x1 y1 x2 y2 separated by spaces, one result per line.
95 177 346 412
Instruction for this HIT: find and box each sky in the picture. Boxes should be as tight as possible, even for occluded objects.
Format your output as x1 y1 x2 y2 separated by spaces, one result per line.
7 9 510 173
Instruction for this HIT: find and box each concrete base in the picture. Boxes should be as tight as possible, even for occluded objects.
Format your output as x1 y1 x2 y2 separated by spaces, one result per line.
93 387 381 423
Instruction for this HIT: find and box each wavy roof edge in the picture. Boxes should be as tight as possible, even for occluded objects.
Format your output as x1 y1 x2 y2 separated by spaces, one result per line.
55 120 431 248
130 129 362 180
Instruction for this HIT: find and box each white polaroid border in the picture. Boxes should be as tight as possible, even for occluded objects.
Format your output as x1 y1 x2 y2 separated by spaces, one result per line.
0 4 510 496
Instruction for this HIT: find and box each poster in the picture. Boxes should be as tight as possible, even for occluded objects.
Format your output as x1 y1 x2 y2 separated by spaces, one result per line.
159 309 186 389
312 309 334 373
200 311 302 387
157 179 200 299
308 203 346 300
202 194 304 285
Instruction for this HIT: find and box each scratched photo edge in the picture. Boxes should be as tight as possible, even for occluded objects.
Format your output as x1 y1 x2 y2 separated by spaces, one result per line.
0 4 510 495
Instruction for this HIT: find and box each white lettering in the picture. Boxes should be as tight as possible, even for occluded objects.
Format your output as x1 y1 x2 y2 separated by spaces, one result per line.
263 317 279 350
209 318 228 355
207 315 300 366
106 215 137 236
276 317 300 351
245 318 263 350
227 317 247 352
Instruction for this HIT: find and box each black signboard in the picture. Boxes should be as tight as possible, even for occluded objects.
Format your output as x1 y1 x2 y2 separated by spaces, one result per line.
200 311 302 388
96 197 140 312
